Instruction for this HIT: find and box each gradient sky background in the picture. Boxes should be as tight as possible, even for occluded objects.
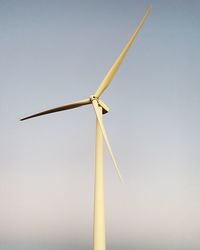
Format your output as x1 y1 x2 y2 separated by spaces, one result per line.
0 0 200 249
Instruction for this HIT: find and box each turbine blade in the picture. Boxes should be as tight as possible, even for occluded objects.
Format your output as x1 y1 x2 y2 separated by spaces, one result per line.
92 99 123 182
95 5 152 98
20 98 91 121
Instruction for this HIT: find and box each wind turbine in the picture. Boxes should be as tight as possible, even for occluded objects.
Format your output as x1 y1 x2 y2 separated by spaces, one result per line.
20 6 152 250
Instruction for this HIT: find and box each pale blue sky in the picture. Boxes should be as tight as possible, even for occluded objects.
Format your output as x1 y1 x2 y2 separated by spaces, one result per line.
0 0 200 249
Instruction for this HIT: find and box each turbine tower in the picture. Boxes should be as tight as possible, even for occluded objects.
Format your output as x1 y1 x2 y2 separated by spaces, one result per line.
20 6 151 250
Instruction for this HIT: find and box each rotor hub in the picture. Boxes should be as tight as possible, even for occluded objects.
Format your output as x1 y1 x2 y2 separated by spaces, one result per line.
90 95 109 114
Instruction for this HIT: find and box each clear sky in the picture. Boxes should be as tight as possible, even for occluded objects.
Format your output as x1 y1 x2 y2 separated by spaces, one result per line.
0 0 200 249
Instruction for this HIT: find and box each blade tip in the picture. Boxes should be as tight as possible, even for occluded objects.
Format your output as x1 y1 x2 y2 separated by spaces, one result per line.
147 4 153 12
20 117 28 121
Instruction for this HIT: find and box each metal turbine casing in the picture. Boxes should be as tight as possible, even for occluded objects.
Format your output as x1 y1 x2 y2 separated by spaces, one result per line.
90 95 109 114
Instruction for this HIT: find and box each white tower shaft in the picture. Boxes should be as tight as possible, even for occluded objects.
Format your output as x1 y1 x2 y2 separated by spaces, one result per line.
93 106 105 250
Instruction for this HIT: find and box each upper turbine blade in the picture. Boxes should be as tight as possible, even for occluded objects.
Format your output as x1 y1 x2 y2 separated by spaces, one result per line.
20 98 91 121
95 5 152 98
92 99 123 182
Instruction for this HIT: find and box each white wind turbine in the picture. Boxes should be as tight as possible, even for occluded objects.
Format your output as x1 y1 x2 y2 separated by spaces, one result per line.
21 6 151 250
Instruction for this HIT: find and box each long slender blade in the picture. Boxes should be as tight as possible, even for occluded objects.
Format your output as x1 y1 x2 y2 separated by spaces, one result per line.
95 5 152 98
20 98 91 121
92 99 123 182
